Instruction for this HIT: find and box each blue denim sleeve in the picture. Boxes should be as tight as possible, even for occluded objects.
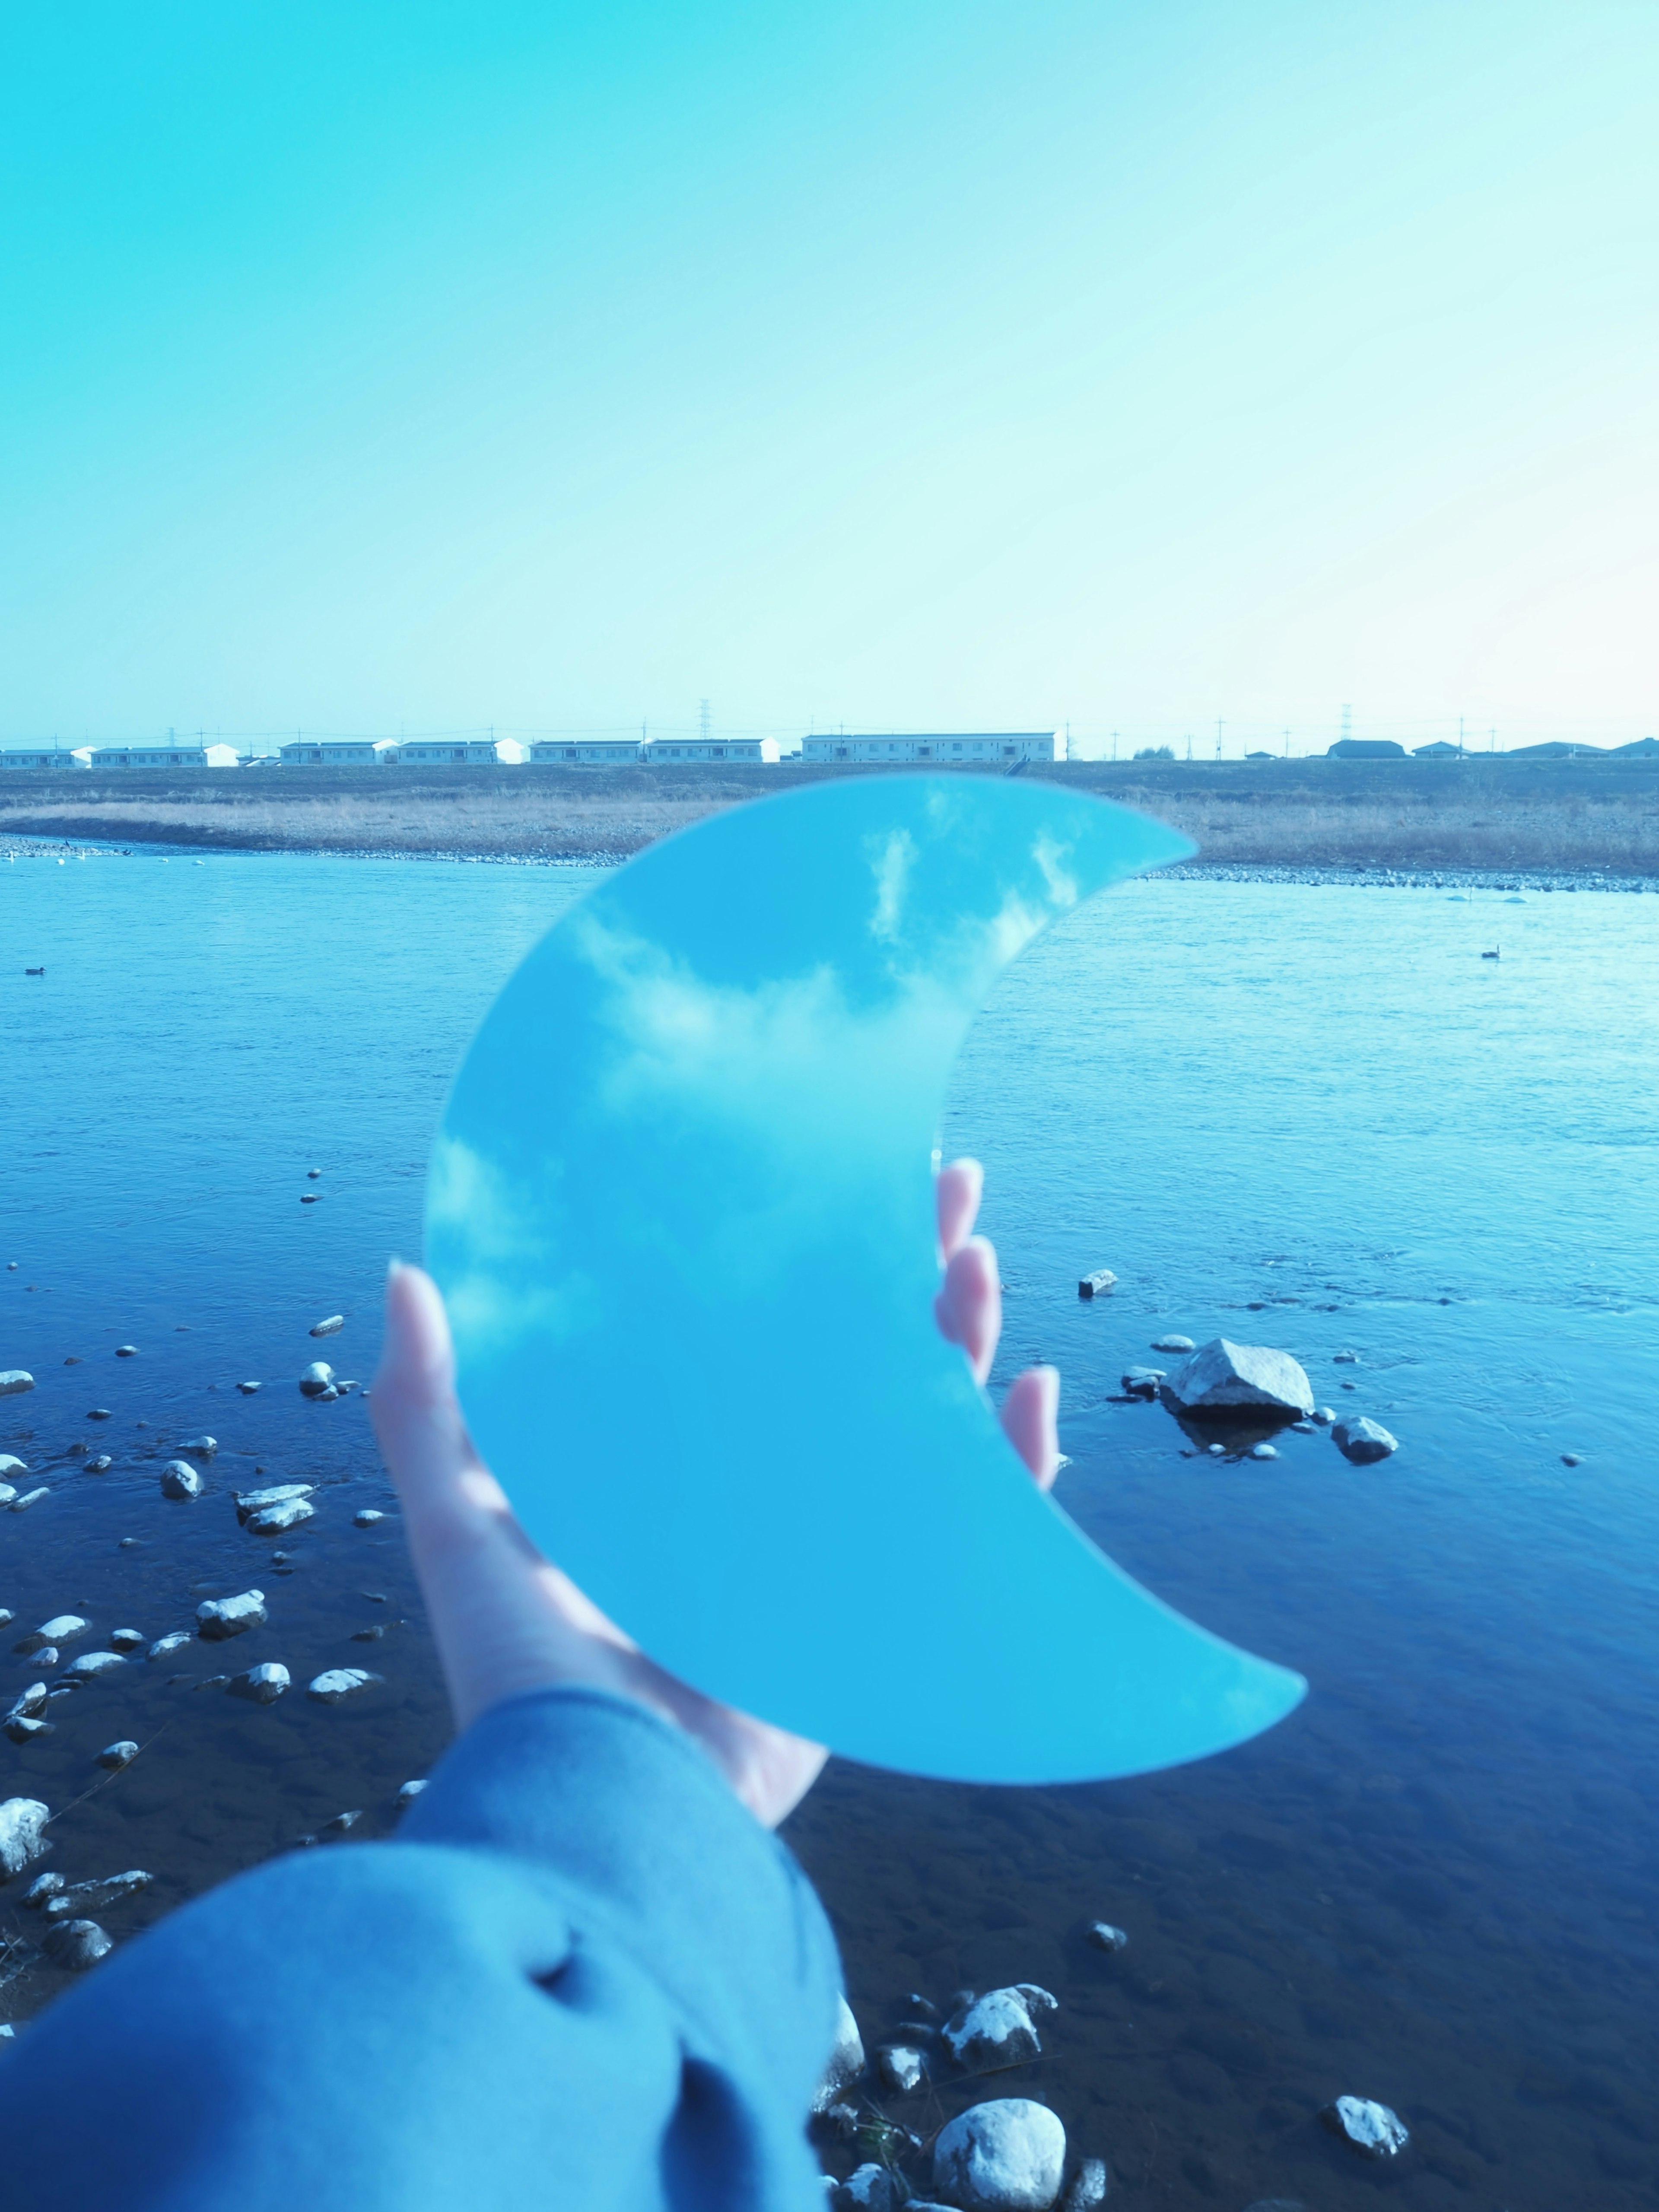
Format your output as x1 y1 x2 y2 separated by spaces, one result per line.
0 1687 844 2211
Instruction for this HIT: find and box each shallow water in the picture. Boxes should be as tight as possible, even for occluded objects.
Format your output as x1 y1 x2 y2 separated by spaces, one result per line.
3 847 1656 2209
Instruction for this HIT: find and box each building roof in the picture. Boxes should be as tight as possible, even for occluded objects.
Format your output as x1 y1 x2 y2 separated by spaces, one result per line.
1327 739 1406 758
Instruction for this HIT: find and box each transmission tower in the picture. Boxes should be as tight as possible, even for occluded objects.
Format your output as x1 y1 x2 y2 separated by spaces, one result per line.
699 699 711 746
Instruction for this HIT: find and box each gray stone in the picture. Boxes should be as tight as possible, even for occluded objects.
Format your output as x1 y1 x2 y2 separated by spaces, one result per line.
1332 1418 1398 1465
0 1456 25 1479
228 1662 290 1704
1249 1442 1279 1460
148 1631 192 1661
108 1629 145 1652
237 1381 262 1394
1087 1922 1128 1953
41 1870 150 1914
65 1651 126 1681
97 1741 140 1771
6 1685 49 1724
34 1648 59 1670
18 1616 89 1654
87 1408 111 1420
1060 2158 1109 2210
3 1716 52 1745
179 1436 217 1458
0 1372 34 1396
944 1986 1057 2070
1561 1451 1584 1467
1165 1339 1314 1418
877 2043 925 2094
1332 1350 1359 1363
0 1798 50 1879
353 1509 385 1527
830 2167 896 2212
9 1488 50 1512
306 1667 381 1704
1119 1367 1165 1399
85 1455 113 1472
299 1362 336 1398
320 1810 362 1837
1321 2094 1409 2158
1150 1335 1194 1354
197 1590 267 1640
159 1461 203 1500
42 1918 112 1970
934 2098 1067 2211
310 1314 345 1338
21 1872 64 1909
0 1487 14 1507
397 1780 427 1805
1077 1270 1116 1298
1311 1407 1335 1425
115 1344 138 1357
247 1497 315 1535
235 1484 315 1522
811 1994 866 2113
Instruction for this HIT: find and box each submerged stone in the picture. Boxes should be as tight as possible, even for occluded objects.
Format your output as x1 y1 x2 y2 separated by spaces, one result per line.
1165 1338 1314 1418
1332 1417 1399 1465
159 1461 203 1500
197 1590 267 1640
96 1742 140 1771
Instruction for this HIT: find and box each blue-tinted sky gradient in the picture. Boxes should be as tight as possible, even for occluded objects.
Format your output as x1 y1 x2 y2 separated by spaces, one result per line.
3 2 1655 751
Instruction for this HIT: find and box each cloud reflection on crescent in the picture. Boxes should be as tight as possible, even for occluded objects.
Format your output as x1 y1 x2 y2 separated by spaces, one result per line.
428 775 1306 1783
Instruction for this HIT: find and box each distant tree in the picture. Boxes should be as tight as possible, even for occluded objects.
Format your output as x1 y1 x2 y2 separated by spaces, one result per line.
1133 744 1176 761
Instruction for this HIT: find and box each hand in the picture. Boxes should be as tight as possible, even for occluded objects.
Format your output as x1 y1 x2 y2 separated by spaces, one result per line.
371 1158 1060 1828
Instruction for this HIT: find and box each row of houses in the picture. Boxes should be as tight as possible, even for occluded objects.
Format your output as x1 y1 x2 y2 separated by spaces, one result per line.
0 730 1063 770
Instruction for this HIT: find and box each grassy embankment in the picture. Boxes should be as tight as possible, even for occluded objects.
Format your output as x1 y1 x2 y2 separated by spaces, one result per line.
3 756 1656 873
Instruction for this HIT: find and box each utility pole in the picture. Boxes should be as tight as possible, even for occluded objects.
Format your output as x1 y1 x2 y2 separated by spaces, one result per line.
699 699 711 747
1215 718 1223 759
1341 703 1352 747
1458 716 1465 753
1185 734 1193 763
1065 720 1072 760
1283 728 1290 757
1110 729 1118 761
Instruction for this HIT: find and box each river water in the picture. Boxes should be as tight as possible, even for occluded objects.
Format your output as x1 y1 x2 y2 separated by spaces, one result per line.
3 845 1655 2210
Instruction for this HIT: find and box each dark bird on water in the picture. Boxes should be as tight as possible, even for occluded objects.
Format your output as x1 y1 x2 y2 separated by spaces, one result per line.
25 966 44 976
1481 947 1500 960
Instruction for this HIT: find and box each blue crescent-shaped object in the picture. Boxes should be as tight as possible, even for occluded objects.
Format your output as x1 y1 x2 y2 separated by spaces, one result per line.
427 774 1306 1783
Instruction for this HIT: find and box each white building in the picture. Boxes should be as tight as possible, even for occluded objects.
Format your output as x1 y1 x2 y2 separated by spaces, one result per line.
2 746 92 769
642 737 779 765
397 737 526 766
89 741 241 769
278 738 400 767
529 739 646 765
799 732 1059 764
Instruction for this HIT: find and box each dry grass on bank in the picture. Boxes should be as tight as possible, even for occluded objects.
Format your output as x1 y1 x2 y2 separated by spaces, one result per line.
4 778 1657 874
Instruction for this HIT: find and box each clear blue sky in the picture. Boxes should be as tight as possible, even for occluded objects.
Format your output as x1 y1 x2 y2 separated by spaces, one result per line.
3 2 1654 753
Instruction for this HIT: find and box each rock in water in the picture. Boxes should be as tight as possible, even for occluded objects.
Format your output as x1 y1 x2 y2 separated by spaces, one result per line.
310 1314 345 1338
42 1918 112 1970
6 1685 49 1724
10 1488 50 1512
1077 1269 1116 1299
299 1362 336 1398
1060 2158 1109 2210
934 2099 1067 2211
1332 1417 1399 1465
115 1344 138 1357
1321 2095 1409 2158
159 1460 203 1500
148 1630 192 1661
0 1798 50 1878
1249 1442 1279 1460
877 2044 926 2094
1150 1335 1194 1354
108 1629 145 1652
3 1714 53 1745
353 1509 385 1527
237 1381 262 1395
396 1780 427 1806
320 1810 362 1837
86 1454 113 1472
1087 1922 1128 1953
306 1668 382 1704
0 1486 15 1507
247 1497 315 1535
65 1651 126 1681
19 1616 90 1653
235 1483 315 1523
41 1870 150 1913
227 1663 290 1704
1119 1367 1165 1399
0 1455 25 1479
180 1435 218 1458
831 2167 898 2212
944 1986 1058 2069
1164 1338 1314 1418
197 1590 267 1640
96 1741 140 1770
810 1994 866 2113
0 1371 34 1396
1311 1406 1335 1425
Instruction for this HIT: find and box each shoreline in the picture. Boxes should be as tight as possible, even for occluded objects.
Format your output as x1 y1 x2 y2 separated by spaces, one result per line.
7 833 1655 893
